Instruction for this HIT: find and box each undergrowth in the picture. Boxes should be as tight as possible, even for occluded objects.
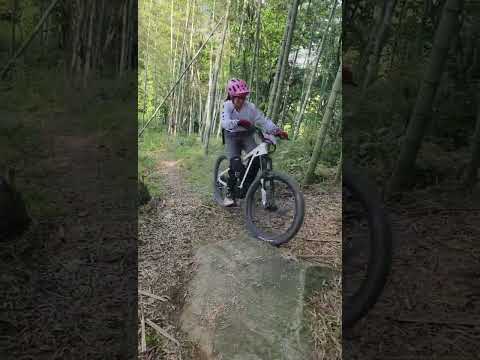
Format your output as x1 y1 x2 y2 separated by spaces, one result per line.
138 131 166 198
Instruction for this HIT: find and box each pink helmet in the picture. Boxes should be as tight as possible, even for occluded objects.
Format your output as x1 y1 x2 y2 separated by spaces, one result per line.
227 78 250 97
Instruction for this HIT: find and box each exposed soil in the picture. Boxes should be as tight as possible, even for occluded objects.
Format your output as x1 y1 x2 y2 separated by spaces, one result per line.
0 114 137 359
344 185 480 359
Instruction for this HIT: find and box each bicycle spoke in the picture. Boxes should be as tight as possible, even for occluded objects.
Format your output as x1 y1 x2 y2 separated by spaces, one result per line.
250 177 296 239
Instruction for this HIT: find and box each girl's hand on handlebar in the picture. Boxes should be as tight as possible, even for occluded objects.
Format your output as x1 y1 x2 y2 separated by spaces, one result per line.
238 119 252 128
274 129 289 140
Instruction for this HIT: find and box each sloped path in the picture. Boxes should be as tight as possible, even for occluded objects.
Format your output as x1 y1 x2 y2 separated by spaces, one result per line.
138 151 341 359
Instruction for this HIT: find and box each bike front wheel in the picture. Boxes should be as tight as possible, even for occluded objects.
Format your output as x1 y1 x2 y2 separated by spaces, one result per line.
342 162 392 328
244 171 305 246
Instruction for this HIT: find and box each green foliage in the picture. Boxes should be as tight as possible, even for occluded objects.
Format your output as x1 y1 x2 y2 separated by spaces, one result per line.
145 330 164 348
344 0 480 194
274 130 338 183
168 135 223 198
138 130 166 197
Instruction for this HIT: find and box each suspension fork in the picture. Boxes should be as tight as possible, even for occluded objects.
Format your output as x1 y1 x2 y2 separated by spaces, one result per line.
259 156 275 208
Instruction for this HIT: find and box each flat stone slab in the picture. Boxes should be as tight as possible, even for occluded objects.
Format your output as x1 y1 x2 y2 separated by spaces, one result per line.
180 235 331 360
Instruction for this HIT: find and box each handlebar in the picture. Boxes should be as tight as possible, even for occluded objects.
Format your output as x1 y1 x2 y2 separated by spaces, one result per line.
253 126 289 141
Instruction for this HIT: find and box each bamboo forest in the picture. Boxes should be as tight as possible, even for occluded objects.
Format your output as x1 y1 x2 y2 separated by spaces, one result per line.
344 0 480 358
2 0 479 358
138 0 342 358
1 1 137 359
138 0 342 177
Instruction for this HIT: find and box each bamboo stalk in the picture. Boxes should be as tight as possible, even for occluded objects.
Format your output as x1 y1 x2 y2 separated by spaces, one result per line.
139 13 227 137
1 0 61 79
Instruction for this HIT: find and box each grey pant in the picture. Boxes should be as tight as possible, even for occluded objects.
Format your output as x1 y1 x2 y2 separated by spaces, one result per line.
224 130 258 159
224 130 259 196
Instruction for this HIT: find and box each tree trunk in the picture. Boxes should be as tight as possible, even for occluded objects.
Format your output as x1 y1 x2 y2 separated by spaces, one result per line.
270 0 301 122
204 1 230 155
389 0 407 70
40 0 46 53
119 0 128 78
170 0 174 81
212 86 222 138
153 60 159 125
188 99 194 136
175 0 192 135
141 0 153 126
83 0 96 87
300 0 317 73
194 68 202 136
304 62 341 184
198 83 203 136
216 96 224 139
464 91 480 187
168 0 175 133
187 0 197 133
10 0 18 56
279 47 300 127
317 71 330 111
292 0 338 140
386 0 465 195
359 0 383 73
94 0 105 69
253 0 262 105
360 0 397 97
170 9 180 134
266 3 292 117
201 0 216 140
153 5 160 124
127 0 135 71
202 44 215 141
334 151 342 184
236 0 247 51
215 67 226 139
415 1 432 62
247 20 255 86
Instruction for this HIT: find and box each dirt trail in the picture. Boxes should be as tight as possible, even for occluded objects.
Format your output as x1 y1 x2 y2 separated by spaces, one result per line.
1 116 137 360
138 151 341 359
345 190 480 358
138 153 245 359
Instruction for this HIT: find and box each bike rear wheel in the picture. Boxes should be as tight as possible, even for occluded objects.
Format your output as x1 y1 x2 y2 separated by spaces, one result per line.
245 171 305 246
342 162 392 328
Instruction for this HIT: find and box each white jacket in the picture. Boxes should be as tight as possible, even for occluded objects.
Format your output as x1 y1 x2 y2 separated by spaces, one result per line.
221 100 279 134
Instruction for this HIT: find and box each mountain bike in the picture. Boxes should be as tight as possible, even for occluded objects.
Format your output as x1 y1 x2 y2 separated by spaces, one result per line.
342 160 392 328
213 128 305 246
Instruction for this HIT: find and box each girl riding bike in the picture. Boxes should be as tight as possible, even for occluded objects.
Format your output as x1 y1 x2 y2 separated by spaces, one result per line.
221 78 288 206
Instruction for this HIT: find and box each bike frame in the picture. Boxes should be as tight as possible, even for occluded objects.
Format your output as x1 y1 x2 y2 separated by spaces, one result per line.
217 141 269 190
